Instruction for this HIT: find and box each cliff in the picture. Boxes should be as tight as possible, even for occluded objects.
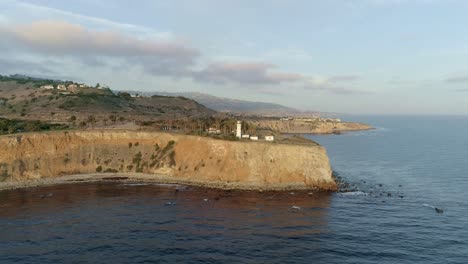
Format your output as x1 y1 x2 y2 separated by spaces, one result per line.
252 120 373 134
0 131 336 191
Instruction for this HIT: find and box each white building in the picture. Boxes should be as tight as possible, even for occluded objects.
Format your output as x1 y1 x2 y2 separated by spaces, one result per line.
41 85 54 90
250 136 258 141
57 85 67 91
242 134 250 139
236 121 242 138
207 127 221 134
265 136 275 141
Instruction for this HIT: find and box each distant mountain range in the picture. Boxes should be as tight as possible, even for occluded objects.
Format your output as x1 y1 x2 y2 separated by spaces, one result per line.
123 91 322 117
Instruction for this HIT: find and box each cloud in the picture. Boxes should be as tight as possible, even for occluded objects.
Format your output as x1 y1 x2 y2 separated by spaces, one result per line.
9 0 168 37
328 75 359 82
445 75 468 83
193 61 304 85
0 58 57 75
0 20 200 77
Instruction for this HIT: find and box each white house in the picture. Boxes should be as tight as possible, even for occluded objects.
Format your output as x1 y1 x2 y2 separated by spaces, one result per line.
242 134 250 139
250 136 258 141
57 85 67 91
207 127 221 134
265 136 275 141
41 85 54 90
79 84 87 88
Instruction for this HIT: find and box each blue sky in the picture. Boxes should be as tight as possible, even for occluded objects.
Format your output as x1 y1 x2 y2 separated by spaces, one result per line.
1 0 468 114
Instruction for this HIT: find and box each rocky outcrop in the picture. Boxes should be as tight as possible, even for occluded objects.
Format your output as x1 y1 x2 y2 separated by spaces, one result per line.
0 130 336 191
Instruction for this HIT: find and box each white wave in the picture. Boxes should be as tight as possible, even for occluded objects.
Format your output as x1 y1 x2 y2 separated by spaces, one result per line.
340 191 368 196
422 203 435 209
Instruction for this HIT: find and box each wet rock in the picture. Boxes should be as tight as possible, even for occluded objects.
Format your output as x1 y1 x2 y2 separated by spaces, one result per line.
291 206 301 210
435 207 444 214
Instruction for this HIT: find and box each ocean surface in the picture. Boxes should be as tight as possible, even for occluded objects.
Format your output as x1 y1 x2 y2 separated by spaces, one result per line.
1 116 467 263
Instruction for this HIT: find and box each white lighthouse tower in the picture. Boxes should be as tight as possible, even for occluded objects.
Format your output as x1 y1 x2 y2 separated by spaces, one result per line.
236 121 242 138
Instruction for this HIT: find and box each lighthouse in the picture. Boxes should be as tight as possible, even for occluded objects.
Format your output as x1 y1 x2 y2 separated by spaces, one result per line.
236 121 242 138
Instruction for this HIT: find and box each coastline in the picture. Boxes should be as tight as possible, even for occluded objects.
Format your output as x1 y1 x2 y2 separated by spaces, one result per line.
0 130 337 192
0 173 333 192
251 120 374 134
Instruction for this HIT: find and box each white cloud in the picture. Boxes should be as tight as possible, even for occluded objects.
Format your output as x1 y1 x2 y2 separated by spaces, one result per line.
0 20 199 77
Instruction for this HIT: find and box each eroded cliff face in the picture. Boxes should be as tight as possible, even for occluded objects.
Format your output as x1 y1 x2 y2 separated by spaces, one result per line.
0 131 336 190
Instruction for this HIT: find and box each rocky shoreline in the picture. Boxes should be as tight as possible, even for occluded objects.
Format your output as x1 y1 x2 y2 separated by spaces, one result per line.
0 173 334 192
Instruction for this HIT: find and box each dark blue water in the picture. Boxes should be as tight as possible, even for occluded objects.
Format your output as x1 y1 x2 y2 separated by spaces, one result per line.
1 116 467 263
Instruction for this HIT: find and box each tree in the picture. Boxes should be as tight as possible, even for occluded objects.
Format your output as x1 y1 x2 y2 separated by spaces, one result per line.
87 115 96 128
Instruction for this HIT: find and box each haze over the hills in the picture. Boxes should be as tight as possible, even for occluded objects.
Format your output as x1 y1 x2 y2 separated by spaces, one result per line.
121 91 324 117
1 1 468 114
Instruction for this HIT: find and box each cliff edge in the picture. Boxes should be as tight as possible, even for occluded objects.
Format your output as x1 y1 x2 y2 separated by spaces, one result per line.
0 131 336 191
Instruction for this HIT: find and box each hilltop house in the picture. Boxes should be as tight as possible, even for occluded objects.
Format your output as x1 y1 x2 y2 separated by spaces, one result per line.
57 85 67 91
265 136 275 141
40 85 54 90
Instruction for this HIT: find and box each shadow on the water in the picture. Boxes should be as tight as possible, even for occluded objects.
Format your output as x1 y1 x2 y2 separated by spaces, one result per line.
0 182 333 237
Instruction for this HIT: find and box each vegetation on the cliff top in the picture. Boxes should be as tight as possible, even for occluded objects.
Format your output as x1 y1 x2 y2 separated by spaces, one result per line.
0 117 68 135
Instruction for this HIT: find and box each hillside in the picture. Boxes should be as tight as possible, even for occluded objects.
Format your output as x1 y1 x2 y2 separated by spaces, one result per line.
126 91 320 117
0 75 216 125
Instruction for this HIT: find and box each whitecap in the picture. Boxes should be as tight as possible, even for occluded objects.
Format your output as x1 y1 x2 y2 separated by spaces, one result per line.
340 191 368 196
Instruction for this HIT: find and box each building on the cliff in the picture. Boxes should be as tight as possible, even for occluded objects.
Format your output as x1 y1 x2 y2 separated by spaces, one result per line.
242 134 250 139
57 84 67 91
236 121 242 138
250 136 258 141
265 136 275 141
207 127 221 134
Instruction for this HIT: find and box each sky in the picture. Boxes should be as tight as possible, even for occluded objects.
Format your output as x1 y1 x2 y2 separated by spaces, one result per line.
1 0 468 115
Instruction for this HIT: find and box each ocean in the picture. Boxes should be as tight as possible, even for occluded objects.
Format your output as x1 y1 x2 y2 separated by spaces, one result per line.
0 116 467 263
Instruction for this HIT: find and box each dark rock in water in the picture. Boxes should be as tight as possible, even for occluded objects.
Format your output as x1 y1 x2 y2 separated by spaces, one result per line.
378 184 383 187
399 185 403 187
435 207 444 214
387 193 392 197
399 195 404 199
